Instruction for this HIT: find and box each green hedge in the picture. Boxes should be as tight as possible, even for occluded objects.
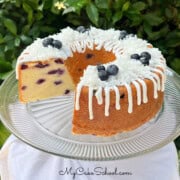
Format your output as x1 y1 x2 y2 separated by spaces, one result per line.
0 0 179 82
0 0 179 147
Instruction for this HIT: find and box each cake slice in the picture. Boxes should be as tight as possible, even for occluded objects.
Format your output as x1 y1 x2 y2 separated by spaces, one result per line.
18 58 75 102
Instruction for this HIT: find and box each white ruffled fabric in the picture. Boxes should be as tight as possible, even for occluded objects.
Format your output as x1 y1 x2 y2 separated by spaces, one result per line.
0 135 179 180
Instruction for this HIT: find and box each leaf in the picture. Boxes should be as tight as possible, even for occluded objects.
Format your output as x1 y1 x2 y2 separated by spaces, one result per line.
0 0 6 3
144 23 169 40
95 0 109 9
0 61 12 73
14 37 21 47
147 0 153 6
170 59 180 74
86 2 99 26
129 15 142 26
165 30 180 47
143 13 164 26
3 35 14 42
66 14 82 26
0 34 4 44
165 8 173 19
0 121 10 147
112 11 123 24
63 7 76 15
132 2 146 11
65 0 87 14
23 3 33 24
122 1 130 12
20 35 32 45
3 18 17 35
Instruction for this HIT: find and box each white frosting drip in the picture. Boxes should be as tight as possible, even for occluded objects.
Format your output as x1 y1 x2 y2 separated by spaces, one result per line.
132 81 141 105
151 68 165 91
75 83 83 110
149 77 158 99
151 73 161 91
125 84 133 113
113 86 121 110
88 87 94 120
95 87 103 105
104 87 110 117
137 79 148 103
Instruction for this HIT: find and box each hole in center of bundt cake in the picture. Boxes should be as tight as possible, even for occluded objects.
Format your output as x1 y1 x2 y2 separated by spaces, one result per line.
64 47 116 85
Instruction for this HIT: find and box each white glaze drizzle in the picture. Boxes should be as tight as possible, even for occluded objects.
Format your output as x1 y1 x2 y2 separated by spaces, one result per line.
104 87 110 116
95 87 103 105
149 77 158 99
113 86 121 110
75 83 83 110
151 73 161 91
88 87 94 120
132 81 141 105
151 68 165 91
137 79 148 103
125 84 133 113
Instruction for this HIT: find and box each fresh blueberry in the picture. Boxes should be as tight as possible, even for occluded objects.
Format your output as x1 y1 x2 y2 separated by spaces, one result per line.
107 65 119 75
139 56 150 66
97 65 105 71
52 40 62 49
119 30 128 40
98 70 109 81
140 52 151 60
42 38 54 47
130 54 140 60
139 52 151 66
129 33 135 37
76 26 87 33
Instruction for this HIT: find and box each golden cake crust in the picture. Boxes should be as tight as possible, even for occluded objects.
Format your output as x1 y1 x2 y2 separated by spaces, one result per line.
72 77 164 136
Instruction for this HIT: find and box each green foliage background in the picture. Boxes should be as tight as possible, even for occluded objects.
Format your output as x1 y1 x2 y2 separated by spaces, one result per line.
0 0 180 148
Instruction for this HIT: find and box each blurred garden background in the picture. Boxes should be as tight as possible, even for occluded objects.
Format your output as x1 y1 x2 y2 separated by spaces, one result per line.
0 0 180 152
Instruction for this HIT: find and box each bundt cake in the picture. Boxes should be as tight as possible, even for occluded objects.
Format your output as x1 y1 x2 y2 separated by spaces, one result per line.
16 26 166 136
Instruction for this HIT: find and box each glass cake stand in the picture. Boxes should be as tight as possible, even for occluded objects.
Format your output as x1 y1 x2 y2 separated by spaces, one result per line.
0 68 179 161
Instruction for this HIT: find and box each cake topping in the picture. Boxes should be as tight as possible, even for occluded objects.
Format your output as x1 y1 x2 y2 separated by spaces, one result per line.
119 30 128 40
21 86 27 90
130 52 151 66
21 64 28 70
54 58 64 64
42 38 62 49
36 79 46 84
130 54 140 60
42 38 54 47
52 40 62 49
47 68 64 75
76 26 88 33
107 64 119 75
97 65 105 71
64 89 70 94
139 52 151 66
35 63 49 68
54 80 62 85
98 70 109 81
140 51 151 60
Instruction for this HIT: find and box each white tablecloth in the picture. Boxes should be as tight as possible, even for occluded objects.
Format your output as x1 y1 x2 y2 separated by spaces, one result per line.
0 135 179 180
